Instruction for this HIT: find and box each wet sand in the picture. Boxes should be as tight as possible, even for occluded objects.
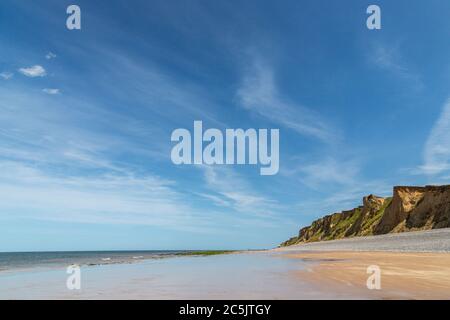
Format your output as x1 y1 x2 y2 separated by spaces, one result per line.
0 252 352 299
285 251 450 299
1 250 450 299
274 228 450 299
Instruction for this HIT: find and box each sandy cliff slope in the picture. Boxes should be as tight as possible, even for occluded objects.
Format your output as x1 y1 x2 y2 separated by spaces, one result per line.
281 185 450 246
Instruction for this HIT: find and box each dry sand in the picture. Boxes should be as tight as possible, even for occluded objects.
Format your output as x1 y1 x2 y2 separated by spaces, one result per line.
285 251 450 299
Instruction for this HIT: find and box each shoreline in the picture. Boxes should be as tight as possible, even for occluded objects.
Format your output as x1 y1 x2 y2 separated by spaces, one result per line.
0 250 239 275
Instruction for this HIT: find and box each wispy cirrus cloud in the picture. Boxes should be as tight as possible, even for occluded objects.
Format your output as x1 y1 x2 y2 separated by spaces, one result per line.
45 52 56 60
0 72 13 80
0 160 217 232
281 157 360 189
0 84 165 172
368 42 423 90
237 58 339 143
87 50 227 129
420 98 450 176
18 65 46 77
0 73 234 234
0 84 220 232
371 44 407 72
201 166 281 218
42 88 60 95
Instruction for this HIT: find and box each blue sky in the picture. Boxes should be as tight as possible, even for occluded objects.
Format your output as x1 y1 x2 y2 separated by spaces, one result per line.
0 0 449 251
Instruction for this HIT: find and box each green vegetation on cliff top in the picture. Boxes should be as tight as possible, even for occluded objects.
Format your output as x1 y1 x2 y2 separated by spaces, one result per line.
281 196 393 247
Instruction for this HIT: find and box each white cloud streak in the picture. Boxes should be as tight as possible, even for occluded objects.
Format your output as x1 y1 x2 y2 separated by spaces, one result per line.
46 52 57 60
369 42 423 90
202 166 281 218
42 88 60 95
0 161 214 231
0 72 13 80
0 75 262 233
237 58 339 143
421 98 450 176
282 157 360 189
18 65 47 77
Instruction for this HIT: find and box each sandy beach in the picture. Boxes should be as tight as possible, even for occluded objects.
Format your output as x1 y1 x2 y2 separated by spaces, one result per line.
0 250 449 299
275 228 450 299
1 251 449 299
286 251 450 299
1 229 450 299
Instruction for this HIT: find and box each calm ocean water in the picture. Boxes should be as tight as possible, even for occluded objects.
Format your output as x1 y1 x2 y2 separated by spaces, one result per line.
0 250 190 272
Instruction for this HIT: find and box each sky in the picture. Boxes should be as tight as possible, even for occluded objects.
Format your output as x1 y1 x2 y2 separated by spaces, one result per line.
0 0 449 252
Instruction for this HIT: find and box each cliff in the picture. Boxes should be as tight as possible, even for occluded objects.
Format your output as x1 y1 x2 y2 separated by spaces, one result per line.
280 185 450 247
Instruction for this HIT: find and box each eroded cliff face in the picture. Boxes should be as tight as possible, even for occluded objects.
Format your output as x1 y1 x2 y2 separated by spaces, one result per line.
280 185 450 247
374 186 450 234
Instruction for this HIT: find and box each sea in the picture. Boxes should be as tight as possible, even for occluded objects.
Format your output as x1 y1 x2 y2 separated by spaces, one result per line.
0 250 192 272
